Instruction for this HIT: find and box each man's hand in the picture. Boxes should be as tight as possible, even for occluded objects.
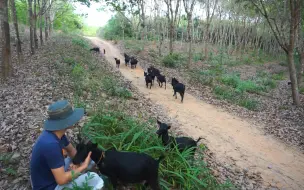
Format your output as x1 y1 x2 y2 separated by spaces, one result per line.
80 151 92 169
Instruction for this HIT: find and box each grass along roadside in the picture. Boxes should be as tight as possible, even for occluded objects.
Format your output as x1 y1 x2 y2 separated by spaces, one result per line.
52 34 234 189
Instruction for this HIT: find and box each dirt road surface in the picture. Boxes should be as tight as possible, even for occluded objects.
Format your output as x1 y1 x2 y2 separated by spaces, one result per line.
87 37 304 190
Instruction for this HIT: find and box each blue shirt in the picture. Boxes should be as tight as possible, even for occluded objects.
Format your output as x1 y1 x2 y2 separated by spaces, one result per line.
30 130 70 190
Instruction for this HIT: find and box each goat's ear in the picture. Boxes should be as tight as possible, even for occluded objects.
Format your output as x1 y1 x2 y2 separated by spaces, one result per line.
157 120 161 125
167 125 171 129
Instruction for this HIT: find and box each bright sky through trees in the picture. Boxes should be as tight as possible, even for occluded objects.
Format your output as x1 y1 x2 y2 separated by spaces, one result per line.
74 2 113 27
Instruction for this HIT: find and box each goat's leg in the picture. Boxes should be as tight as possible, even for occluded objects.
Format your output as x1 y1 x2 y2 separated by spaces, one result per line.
108 176 118 190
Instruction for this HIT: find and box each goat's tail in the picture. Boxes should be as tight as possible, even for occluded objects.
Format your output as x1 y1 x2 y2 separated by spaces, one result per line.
196 137 203 143
157 154 166 164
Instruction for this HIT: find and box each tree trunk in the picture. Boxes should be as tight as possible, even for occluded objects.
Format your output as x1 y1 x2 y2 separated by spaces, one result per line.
34 0 38 49
287 51 300 105
28 0 35 55
9 0 23 64
169 22 173 54
44 0 48 41
298 52 304 87
0 0 12 80
187 17 193 67
38 0 43 45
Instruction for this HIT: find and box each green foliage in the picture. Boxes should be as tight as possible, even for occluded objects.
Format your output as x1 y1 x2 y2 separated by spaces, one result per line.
81 25 99 36
98 14 133 40
53 2 84 33
101 77 132 98
213 86 259 110
162 53 185 68
81 111 233 190
72 37 90 49
15 0 28 25
271 71 285 80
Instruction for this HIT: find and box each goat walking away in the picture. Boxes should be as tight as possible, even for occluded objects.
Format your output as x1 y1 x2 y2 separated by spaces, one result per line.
124 53 131 67
130 57 138 69
156 120 202 157
90 47 100 53
156 74 166 89
171 77 185 103
114 58 120 68
144 71 153 89
72 140 164 190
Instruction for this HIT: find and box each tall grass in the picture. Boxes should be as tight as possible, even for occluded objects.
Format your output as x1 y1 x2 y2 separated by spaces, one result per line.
81 110 233 190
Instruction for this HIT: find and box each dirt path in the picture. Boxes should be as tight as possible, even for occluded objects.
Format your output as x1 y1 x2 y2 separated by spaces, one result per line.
87 37 304 190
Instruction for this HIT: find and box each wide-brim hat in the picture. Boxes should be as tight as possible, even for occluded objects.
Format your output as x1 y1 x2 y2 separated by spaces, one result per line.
44 100 84 131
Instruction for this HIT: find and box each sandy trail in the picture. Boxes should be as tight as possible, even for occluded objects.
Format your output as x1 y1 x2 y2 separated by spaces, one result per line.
87 37 304 190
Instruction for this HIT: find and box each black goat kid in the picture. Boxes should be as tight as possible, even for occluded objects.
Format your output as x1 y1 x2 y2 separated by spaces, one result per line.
156 120 202 157
124 53 130 67
72 141 164 190
156 74 166 89
90 47 100 53
114 58 120 68
144 71 153 89
171 77 185 103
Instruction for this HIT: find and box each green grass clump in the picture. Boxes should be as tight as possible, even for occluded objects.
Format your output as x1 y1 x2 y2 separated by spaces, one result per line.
81 110 233 190
213 86 259 110
101 77 132 98
162 53 185 68
271 71 285 80
72 37 90 49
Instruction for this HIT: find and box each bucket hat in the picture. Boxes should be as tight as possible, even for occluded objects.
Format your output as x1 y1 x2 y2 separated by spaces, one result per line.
44 100 84 131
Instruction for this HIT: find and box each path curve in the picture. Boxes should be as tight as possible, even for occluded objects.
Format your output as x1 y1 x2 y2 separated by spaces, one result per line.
87 36 304 190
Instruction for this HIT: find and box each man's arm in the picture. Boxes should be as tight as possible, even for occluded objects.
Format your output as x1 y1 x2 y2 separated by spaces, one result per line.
51 161 87 185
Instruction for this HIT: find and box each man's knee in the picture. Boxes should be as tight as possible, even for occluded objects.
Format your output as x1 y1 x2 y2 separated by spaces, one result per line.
85 172 104 189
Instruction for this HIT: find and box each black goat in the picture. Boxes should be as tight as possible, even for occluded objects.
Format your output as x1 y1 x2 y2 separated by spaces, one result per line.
130 57 138 69
156 74 166 89
124 53 131 67
114 58 120 68
147 66 160 84
156 120 202 156
144 71 153 89
90 47 100 53
72 140 164 190
171 77 185 103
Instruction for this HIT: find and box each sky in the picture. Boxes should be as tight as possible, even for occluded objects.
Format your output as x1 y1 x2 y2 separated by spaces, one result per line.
74 2 114 27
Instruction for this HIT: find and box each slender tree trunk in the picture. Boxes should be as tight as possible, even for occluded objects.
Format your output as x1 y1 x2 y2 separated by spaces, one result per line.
28 0 35 55
297 52 304 87
34 0 38 49
169 22 174 54
0 0 12 80
9 0 23 64
38 0 43 45
44 0 48 41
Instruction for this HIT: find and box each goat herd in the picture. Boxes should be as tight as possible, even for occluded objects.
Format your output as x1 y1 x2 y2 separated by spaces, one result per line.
74 47 202 189
90 47 186 103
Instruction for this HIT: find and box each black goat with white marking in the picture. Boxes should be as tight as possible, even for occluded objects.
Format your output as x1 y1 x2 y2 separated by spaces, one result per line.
156 120 202 156
171 77 185 103
72 140 164 190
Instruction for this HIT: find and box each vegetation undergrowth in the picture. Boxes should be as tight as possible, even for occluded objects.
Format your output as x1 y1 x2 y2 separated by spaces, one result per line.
52 33 233 190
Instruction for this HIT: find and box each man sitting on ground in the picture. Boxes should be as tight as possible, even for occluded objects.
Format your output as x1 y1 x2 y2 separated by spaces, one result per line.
30 100 104 190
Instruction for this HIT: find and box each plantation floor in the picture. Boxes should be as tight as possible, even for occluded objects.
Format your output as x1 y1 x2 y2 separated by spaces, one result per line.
88 37 304 190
